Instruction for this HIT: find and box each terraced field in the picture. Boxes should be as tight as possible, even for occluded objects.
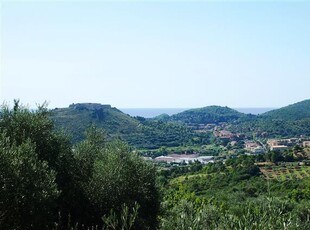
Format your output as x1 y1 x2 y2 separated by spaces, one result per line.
260 165 310 181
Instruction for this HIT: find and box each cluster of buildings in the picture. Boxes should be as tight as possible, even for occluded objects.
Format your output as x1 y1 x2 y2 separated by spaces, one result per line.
243 137 310 154
244 141 265 154
267 138 310 151
150 137 310 165
214 130 235 139
213 130 244 140
192 122 238 134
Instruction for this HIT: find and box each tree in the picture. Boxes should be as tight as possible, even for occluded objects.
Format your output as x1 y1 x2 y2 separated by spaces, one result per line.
270 151 284 163
0 134 58 229
0 101 74 228
74 139 160 229
0 102 160 229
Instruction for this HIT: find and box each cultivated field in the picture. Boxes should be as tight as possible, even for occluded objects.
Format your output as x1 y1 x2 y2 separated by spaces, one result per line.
260 165 310 181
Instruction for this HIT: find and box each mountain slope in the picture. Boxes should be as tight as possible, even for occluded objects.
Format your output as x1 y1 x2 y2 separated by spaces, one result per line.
260 99 310 121
230 99 310 137
50 103 194 149
51 103 140 142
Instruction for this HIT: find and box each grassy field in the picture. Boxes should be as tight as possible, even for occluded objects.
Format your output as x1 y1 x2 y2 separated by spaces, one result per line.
260 165 310 181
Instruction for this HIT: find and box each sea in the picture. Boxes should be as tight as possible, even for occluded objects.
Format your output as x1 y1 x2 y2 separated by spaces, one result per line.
120 108 276 118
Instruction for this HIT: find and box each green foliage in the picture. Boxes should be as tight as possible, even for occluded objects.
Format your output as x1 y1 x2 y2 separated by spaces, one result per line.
160 155 310 229
1 101 59 165
230 117 310 138
51 103 195 149
0 102 160 229
160 200 219 230
230 99 310 137
168 105 246 125
74 139 159 229
161 198 309 230
51 103 141 144
0 101 65 229
102 202 140 230
262 99 310 121
0 135 58 229
0 101 73 229
2 100 310 229
51 100 310 147
125 119 195 149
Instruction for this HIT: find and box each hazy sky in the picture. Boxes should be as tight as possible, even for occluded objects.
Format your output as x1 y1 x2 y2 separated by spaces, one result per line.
1 0 309 109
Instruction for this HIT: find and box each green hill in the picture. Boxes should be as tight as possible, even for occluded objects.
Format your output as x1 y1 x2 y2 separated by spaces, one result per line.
230 99 310 137
261 99 310 121
51 103 139 142
51 103 194 149
167 106 246 125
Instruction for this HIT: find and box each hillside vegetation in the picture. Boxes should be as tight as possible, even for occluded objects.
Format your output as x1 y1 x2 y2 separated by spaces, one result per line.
230 99 310 137
156 106 246 125
159 156 310 230
261 99 310 121
153 100 310 138
51 103 196 149
52 100 310 146
51 103 140 143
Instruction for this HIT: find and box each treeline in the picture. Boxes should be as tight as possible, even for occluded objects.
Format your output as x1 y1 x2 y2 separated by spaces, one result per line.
0 101 159 229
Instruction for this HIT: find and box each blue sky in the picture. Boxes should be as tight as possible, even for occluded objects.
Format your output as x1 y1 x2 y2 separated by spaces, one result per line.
1 0 309 109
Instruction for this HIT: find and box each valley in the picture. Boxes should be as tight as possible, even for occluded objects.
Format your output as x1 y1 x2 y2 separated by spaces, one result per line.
1 99 310 229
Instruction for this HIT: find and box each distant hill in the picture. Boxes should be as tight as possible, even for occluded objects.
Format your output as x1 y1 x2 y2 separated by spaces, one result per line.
260 99 310 121
51 103 195 149
51 103 140 142
157 106 246 125
230 99 310 137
